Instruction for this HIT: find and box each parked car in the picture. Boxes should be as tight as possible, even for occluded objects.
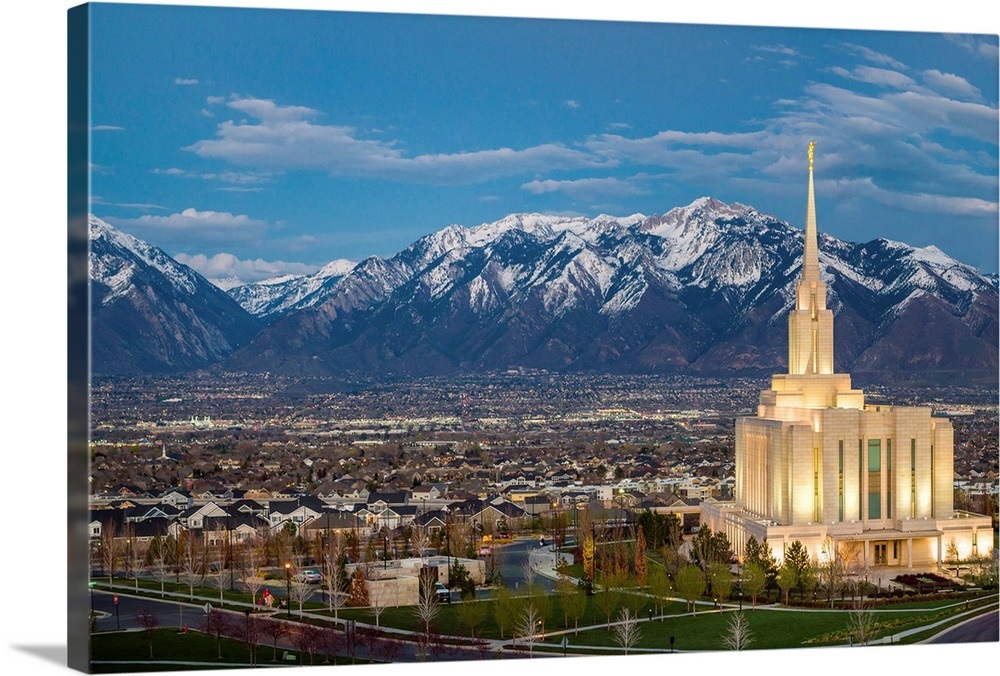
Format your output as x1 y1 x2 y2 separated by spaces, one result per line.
434 582 451 603
293 569 322 584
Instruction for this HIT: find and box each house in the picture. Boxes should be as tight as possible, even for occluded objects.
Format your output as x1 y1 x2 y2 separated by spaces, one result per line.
267 496 327 533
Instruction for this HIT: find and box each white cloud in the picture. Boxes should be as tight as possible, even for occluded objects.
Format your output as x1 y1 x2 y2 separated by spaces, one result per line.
174 77 199 85
830 65 917 90
521 176 649 198
152 167 271 185
920 69 983 101
91 125 124 131
186 97 607 183
944 35 1000 60
754 44 799 57
173 251 320 288
112 208 267 246
842 43 907 70
564 99 580 108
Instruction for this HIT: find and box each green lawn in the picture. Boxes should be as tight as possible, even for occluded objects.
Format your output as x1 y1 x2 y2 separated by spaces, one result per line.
541 600 995 651
90 628 356 671
329 591 688 639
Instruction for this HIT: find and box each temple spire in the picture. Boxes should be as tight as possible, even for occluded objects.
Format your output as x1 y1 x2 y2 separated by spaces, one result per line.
803 141 820 283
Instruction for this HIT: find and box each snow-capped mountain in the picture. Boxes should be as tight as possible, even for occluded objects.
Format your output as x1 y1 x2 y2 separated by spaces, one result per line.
227 258 356 318
89 215 261 374
225 199 997 376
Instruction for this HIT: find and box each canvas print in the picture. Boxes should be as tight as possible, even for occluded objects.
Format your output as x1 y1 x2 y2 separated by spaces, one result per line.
68 2 999 673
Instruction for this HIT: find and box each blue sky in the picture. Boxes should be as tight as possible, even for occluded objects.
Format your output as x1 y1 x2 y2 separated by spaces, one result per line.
88 3 1000 284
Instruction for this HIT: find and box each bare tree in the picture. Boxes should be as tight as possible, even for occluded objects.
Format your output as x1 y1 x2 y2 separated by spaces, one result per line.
289 577 315 617
206 550 229 604
410 527 430 564
98 520 119 588
367 573 389 627
149 536 171 597
135 607 160 658
203 608 231 659
721 611 754 650
818 536 845 607
322 533 346 617
847 600 879 646
612 607 642 655
237 540 266 607
516 602 542 658
179 531 203 600
413 571 440 638
120 523 144 592
521 558 537 586
258 617 290 662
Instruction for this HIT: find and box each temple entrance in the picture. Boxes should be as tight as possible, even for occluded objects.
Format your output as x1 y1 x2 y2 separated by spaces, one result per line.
873 542 888 565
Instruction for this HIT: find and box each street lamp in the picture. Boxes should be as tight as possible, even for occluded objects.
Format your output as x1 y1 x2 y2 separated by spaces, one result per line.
284 562 292 618
383 534 388 570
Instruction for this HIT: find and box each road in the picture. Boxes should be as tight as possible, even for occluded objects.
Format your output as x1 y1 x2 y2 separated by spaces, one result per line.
928 609 999 644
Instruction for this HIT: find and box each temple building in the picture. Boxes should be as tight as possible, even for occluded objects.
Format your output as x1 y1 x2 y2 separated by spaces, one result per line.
702 143 992 570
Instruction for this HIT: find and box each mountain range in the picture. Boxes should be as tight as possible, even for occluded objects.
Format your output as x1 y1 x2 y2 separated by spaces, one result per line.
89 200 998 377
89 215 261 374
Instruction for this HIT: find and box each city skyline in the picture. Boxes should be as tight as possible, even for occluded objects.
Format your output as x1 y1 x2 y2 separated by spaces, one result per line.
88 4 999 287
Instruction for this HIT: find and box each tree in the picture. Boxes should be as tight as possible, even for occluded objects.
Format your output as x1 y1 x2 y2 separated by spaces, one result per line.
648 566 672 618
322 533 347 617
847 600 879 646
612 607 641 655
525 581 552 633
149 536 171 597
203 608 231 659
818 536 845 607
721 611 754 651
516 602 542 657
491 585 518 640
777 561 796 605
237 541 266 608
581 532 596 584
634 526 648 586
554 576 576 627
206 551 229 604
709 562 733 607
562 585 587 634
98 520 119 587
945 538 961 570
594 578 623 628
290 578 314 617
179 532 203 600
135 607 160 658
784 540 811 600
413 571 441 638
742 561 766 609
347 566 369 607
449 560 476 599
744 536 778 590
258 617 290 662
690 528 733 584
455 599 488 638
675 564 705 615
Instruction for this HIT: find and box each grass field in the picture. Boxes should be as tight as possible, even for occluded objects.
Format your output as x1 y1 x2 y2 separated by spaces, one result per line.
90 628 356 672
